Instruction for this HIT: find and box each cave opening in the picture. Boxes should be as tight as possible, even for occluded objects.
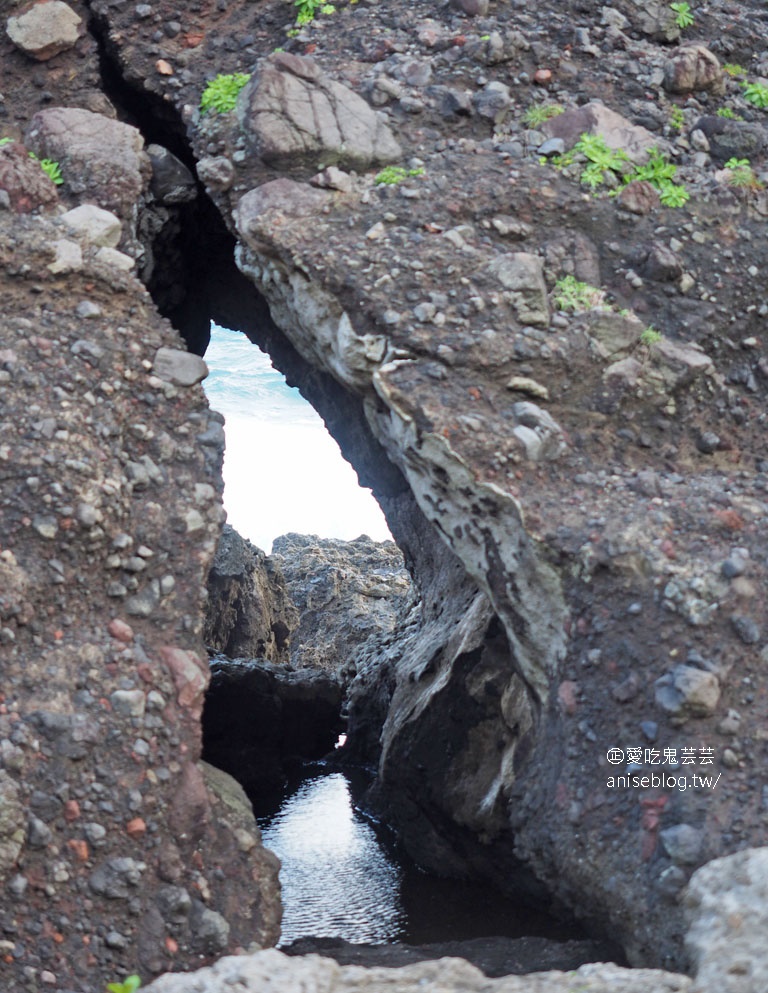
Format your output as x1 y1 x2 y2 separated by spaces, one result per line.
83 28 617 968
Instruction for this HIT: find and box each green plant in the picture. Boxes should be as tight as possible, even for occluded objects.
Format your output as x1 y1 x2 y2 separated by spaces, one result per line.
374 165 425 185
669 105 685 131
295 0 335 23
724 157 762 188
722 63 747 77
524 103 564 127
106 977 141 993
640 326 663 346
37 157 64 185
658 182 690 206
552 275 608 313
742 80 768 108
670 2 694 28
716 106 742 120
200 72 251 114
546 133 689 207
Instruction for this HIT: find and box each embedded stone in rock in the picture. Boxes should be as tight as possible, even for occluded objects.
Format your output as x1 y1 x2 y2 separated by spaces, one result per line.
6 1 82 61
585 312 644 359
235 179 331 246
486 252 549 327
152 346 208 386
0 142 59 213
623 0 680 41
654 664 720 719
685 847 768 993
24 108 151 223
693 115 768 165
61 204 122 248
450 0 489 14
238 53 402 172
512 402 567 462
146 144 197 205
663 45 724 95
541 102 664 163
0 771 25 878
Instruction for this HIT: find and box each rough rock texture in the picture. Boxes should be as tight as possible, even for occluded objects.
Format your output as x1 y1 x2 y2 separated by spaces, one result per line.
6 1 82 61
684 848 768 993
204 524 298 663
271 533 413 672
2 0 768 988
238 52 402 172
143 948 691 993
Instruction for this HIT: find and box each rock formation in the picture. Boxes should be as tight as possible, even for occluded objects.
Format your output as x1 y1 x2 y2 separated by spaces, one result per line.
2 0 768 989
271 533 413 672
204 524 298 663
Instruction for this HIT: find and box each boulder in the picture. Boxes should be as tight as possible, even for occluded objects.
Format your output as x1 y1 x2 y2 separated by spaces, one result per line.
5 1 82 61
24 107 151 228
238 53 402 172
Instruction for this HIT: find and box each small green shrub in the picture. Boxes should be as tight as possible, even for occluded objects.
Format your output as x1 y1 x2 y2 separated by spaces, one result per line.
524 103 564 127
669 105 685 131
716 106 741 120
295 0 335 24
724 157 762 189
722 63 747 77
670 2 694 28
106 977 141 993
200 72 251 114
640 326 662 346
742 80 768 108
546 133 689 207
374 165 425 185
552 275 608 313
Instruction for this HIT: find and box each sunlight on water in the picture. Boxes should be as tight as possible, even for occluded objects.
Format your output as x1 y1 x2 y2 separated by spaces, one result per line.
259 774 405 945
203 325 391 552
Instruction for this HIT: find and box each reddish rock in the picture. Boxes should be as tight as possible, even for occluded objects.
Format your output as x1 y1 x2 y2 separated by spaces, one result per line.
0 143 59 213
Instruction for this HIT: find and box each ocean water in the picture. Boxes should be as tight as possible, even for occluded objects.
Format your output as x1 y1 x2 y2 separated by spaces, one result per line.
203 325 391 552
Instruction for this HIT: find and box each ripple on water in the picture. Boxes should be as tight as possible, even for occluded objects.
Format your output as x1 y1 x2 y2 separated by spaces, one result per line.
259 773 406 945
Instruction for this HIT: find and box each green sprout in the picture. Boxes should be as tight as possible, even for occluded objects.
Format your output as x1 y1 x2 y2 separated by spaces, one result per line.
200 72 251 114
38 158 64 185
670 2 694 28
640 326 663 346
716 106 742 120
374 165 425 185
724 157 762 189
742 81 768 109
552 275 609 313
106 977 141 993
658 183 690 206
295 0 335 24
669 105 685 131
524 103 564 127
722 63 747 77
3 141 65 185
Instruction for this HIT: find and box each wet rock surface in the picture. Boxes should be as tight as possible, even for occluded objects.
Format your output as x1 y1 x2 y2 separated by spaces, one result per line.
2 0 768 988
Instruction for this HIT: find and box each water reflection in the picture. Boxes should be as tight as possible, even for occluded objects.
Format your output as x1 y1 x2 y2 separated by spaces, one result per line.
259 773 406 944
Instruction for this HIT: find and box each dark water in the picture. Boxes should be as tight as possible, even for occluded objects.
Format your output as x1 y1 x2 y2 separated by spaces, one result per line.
256 766 574 947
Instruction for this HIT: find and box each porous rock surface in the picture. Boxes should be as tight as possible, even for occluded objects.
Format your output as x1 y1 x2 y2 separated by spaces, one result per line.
271 532 413 672
2 0 768 989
